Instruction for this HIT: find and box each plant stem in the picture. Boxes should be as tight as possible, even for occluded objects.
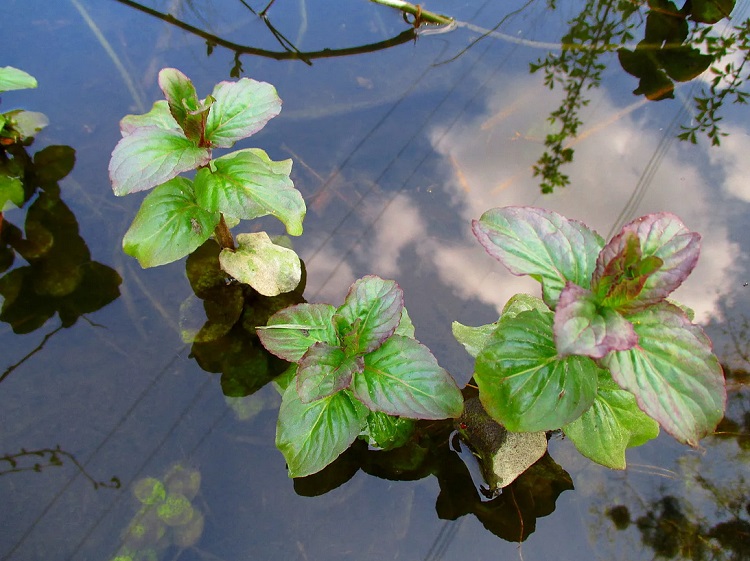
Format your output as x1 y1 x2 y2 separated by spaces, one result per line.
369 0 454 26
214 214 235 250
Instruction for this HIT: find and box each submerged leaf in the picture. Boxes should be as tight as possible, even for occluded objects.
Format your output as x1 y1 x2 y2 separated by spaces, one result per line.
276 386 367 478
554 282 637 358
204 77 282 148
351 335 463 419
563 374 659 469
110 127 211 195
472 207 604 308
334 276 404 355
122 177 217 267
361 411 416 450
601 303 726 446
475 309 601 431
257 303 339 362
194 148 304 235
218 231 301 296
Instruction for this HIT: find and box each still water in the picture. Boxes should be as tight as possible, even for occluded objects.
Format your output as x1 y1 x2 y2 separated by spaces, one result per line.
2 0 749 560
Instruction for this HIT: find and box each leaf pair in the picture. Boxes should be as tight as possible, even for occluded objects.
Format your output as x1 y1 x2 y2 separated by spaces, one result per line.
460 207 726 467
258 275 464 477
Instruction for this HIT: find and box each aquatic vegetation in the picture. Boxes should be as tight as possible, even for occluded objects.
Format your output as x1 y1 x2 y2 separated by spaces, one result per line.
257 275 463 477
109 68 306 296
0 66 48 148
455 207 726 469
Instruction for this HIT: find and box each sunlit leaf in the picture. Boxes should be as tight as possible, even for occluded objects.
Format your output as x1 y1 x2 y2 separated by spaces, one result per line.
297 342 363 402
394 307 415 338
110 127 211 195
352 335 463 419
5 110 48 140
204 77 281 148
194 148 304 235
563 374 659 469
122 177 218 267
601 303 726 446
472 207 604 308
361 410 416 450
120 100 180 135
334 276 404 355
0 175 24 211
257 303 339 362
452 320 499 359
593 213 700 310
276 385 368 477
0 66 37 92
554 282 637 358
475 309 600 431
502 293 551 318
158 68 206 143
218 231 301 296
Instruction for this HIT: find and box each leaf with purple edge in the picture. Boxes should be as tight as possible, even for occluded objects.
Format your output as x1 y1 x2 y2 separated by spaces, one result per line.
472 207 604 308
158 68 207 144
296 342 364 403
554 282 638 358
600 302 726 446
334 276 404 355
204 78 282 148
475 308 601 432
257 303 338 362
110 127 211 196
593 213 701 311
351 335 463 420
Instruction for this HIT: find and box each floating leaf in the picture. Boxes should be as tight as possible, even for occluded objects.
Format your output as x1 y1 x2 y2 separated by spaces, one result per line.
204 78 281 148
194 148 304 235
276 385 367 477
351 335 463 419
4 110 48 140
473 207 604 307
122 177 218 267
109 127 211 196
601 303 726 446
257 303 339 362
554 282 637 358
361 410 416 451
593 213 700 310
475 309 600 431
296 342 363 402
218 231 301 296
0 66 37 92
563 374 659 469
334 276 404 355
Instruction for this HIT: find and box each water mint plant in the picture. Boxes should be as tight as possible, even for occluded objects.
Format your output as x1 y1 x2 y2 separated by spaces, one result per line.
109 68 305 296
257 275 464 477
454 207 726 469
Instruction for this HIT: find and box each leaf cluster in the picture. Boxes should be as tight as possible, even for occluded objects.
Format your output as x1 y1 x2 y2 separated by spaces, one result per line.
257 275 464 477
0 66 48 146
455 207 726 469
109 68 306 296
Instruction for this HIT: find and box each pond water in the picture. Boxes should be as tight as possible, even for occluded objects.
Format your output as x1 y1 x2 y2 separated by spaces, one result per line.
2 0 749 560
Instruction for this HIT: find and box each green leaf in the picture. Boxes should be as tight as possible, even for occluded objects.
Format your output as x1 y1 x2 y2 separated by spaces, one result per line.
0 175 24 211
563 374 659 469
452 320 499 359
394 307 415 338
194 148 304 235
204 78 282 148
120 100 180 135
472 207 604 308
122 177 218 267
296 342 364 402
133 477 166 505
334 276 404 355
276 385 368 477
475 309 600 432
0 66 37 92
691 0 734 23
501 293 551 318
4 110 48 140
218 231 301 296
158 68 206 143
351 335 463 419
257 303 339 362
109 127 211 196
554 282 637 358
157 493 194 526
600 303 726 446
